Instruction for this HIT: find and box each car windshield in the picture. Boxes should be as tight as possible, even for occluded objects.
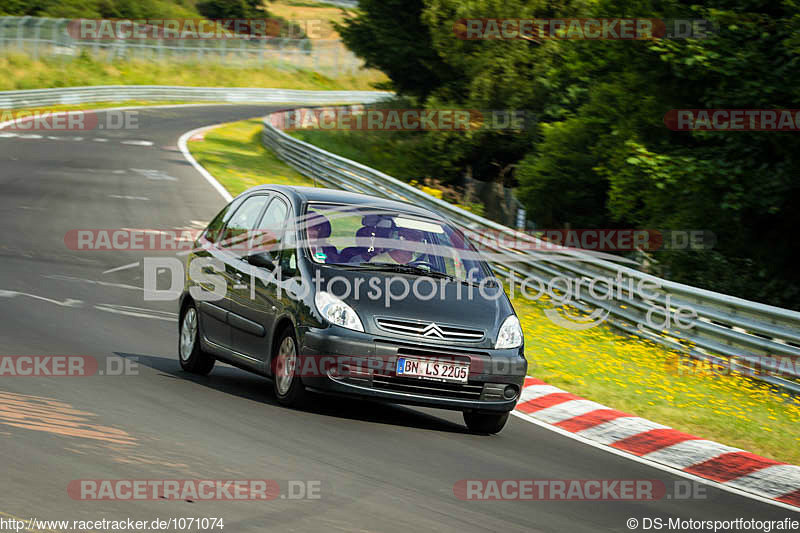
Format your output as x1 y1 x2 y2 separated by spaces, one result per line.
302 203 490 283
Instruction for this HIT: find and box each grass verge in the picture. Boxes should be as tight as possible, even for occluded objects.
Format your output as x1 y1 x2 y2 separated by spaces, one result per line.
512 293 800 465
188 118 314 196
190 117 800 465
0 52 386 92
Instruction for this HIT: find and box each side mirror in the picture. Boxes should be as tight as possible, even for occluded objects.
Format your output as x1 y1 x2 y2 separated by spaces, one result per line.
246 251 276 270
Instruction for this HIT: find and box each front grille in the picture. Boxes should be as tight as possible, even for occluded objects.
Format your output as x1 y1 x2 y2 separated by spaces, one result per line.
377 340 489 360
375 317 484 342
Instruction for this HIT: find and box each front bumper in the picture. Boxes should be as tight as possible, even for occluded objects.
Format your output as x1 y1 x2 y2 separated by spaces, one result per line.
298 326 527 413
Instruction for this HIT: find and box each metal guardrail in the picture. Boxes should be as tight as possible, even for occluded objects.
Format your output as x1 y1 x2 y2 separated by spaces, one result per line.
261 106 800 394
0 85 391 109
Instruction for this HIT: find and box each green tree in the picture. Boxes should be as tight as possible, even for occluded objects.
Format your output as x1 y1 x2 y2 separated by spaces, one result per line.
336 0 461 100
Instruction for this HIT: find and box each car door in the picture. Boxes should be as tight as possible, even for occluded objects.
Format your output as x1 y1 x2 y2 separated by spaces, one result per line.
228 195 290 363
192 195 247 350
209 194 271 354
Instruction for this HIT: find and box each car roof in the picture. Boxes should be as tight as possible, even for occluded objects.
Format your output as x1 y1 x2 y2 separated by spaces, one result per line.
243 185 448 221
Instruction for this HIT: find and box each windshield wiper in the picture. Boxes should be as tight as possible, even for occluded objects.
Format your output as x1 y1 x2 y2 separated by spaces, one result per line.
332 262 488 286
357 262 464 283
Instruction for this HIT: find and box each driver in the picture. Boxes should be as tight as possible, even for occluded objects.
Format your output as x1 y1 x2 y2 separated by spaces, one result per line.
368 227 425 265
306 213 339 263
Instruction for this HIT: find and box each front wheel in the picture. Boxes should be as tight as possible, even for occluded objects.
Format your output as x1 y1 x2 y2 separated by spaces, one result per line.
179 303 215 375
272 327 307 407
463 411 509 434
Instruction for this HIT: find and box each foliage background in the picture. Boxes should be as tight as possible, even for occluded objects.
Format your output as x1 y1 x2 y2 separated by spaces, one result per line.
336 0 800 309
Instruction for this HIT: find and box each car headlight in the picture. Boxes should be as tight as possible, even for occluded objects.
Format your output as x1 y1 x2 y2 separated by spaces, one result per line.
495 315 523 349
315 291 364 332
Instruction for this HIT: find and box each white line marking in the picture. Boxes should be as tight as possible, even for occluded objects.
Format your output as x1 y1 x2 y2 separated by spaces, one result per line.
0 289 83 308
510 410 800 513
93 138 109 142
129 168 177 181
43 274 142 292
178 125 233 202
121 140 154 146
94 303 177 321
102 262 140 275
108 194 149 201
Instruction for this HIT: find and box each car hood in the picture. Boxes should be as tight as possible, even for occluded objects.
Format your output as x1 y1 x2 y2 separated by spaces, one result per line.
313 265 514 348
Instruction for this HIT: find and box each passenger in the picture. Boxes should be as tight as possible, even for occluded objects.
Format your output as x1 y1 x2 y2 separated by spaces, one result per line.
369 228 425 265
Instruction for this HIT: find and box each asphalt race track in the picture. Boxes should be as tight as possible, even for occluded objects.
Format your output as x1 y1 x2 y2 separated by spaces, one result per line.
0 105 796 532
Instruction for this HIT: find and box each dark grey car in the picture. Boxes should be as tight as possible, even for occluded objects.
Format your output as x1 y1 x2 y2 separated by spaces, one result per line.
178 185 526 433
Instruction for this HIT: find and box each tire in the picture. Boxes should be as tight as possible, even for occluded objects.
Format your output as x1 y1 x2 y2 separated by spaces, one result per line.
272 326 307 407
179 303 215 375
463 411 509 434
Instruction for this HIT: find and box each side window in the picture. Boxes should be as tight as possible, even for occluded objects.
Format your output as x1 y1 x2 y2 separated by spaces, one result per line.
204 196 245 244
219 195 269 249
254 197 289 255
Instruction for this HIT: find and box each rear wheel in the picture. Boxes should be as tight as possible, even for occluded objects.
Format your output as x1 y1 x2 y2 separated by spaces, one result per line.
272 327 307 407
463 411 509 434
179 303 215 375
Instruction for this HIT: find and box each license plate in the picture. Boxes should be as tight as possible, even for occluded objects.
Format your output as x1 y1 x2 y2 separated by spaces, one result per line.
395 357 469 383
